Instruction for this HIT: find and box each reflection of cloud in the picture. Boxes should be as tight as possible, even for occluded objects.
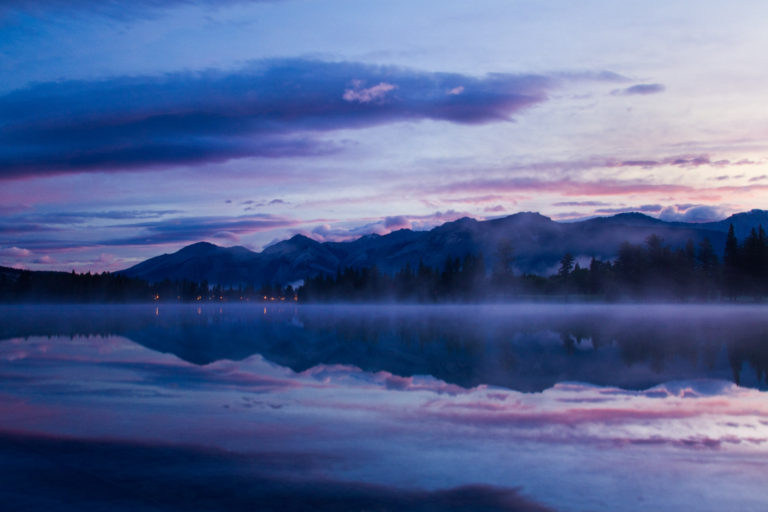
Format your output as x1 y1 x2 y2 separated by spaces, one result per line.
416 380 768 449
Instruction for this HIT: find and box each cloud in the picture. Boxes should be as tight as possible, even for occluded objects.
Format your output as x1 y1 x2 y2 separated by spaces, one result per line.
441 153 754 183
594 204 662 214
553 201 611 207
20 210 182 224
0 222 59 235
619 154 722 168
0 247 32 258
0 59 619 178
0 0 266 22
612 83 666 96
0 213 306 252
442 194 505 205
101 214 302 246
307 210 469 242
658 205 728 223
342 81 398 103
383 215 411 230
429 176 694 197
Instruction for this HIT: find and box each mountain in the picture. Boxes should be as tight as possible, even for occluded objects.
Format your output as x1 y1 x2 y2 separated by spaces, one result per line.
118 210 768 286
118 241 259 284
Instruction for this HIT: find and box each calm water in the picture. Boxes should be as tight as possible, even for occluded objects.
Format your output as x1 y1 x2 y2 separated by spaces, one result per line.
1 304 767 511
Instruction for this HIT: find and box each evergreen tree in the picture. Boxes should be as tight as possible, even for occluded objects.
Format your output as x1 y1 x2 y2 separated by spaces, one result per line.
723 223 740 298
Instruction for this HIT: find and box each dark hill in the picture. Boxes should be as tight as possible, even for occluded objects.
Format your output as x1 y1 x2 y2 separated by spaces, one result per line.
118 210 768 285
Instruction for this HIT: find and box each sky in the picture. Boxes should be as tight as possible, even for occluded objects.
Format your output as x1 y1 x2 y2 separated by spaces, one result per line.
2 0 768 271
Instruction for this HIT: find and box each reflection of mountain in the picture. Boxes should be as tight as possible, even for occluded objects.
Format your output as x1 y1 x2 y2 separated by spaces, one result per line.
119 210 768 285
1 305 768 392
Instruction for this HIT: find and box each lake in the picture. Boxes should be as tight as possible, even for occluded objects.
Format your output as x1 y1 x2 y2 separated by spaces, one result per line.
1 304 767 511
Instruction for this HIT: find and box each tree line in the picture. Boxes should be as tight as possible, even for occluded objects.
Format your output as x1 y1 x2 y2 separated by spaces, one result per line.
0 269 296 303
3 223 768 303
298 224 768 302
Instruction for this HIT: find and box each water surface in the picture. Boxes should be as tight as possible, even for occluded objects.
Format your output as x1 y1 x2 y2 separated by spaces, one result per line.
1 304 767 511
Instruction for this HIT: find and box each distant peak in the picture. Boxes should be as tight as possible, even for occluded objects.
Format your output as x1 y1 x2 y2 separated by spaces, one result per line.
289 234 315 243
178 241 219 253
510 211 552 221
613 212 655 219
262 233 319 254
492 212 553 225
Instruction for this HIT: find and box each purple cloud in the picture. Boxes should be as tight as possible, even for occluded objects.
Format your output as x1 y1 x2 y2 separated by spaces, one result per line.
658 205 727 223
594 204 662 214
0 59 619 178
307 210 469 242
0 0 268 22
21 210 182 224
612 83 666 96
100 214 302 246
383 215 410 229
553 201 611 207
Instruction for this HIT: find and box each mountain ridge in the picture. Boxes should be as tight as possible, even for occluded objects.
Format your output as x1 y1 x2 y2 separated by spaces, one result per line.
118 210 768 286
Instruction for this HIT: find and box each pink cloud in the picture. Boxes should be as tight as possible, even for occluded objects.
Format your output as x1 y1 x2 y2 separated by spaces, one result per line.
442 194 505 205
430 177 694 197
0 247 32 258
343 81 398 103
428 176 768 203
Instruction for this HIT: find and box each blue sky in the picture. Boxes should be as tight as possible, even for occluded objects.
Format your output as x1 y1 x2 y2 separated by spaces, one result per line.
2 0 768 271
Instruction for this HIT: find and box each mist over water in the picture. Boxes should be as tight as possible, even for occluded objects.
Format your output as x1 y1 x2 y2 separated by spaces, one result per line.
1 304 768 511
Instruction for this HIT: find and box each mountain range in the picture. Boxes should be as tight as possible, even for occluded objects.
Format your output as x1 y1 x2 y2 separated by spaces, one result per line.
118 210 768 286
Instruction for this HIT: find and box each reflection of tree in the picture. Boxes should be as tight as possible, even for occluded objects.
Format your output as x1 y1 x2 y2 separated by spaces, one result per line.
727 331 768 386
3 306 768 391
